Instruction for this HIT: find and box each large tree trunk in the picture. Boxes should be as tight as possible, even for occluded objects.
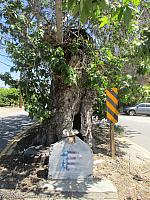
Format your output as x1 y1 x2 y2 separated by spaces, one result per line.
46 79 97 146
45 1 96 146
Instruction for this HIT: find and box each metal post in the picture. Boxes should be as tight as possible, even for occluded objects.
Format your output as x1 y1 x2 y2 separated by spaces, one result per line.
110 123 115 158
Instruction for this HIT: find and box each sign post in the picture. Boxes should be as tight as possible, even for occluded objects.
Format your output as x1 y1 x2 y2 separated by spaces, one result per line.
106 88 119 158
110 122 115 158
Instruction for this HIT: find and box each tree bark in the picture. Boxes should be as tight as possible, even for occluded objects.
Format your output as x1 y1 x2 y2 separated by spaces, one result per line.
55 0 63 44
45 4 97 145
46 78 97 146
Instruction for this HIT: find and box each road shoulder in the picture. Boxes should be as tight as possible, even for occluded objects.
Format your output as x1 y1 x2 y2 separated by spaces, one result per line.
116 136 150 164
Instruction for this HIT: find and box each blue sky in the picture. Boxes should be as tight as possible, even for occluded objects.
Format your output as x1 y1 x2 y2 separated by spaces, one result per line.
0 49 19 88
0 8 19 88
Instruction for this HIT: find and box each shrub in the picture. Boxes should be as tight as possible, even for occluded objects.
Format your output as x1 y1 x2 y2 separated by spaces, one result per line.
0 88 19 106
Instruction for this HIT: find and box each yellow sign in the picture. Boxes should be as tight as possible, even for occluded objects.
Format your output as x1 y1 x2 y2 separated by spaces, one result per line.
106 88 119 124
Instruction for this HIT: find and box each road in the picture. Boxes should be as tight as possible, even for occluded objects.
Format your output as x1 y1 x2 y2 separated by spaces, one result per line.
0 107 34 152
118 115 150 152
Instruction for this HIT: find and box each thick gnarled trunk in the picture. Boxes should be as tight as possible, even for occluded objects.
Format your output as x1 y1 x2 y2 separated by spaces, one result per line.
46 81 96 146
46 1 96 146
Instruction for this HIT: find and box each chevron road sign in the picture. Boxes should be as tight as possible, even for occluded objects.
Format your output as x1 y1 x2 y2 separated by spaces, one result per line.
106 88 119 158
106 88 119 124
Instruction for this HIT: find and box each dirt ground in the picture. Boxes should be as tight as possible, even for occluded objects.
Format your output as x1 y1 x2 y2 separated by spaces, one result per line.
0 120 150 200
94 150 150 200
0 143 150 200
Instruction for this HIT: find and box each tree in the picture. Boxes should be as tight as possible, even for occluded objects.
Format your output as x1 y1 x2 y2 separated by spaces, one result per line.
0 0 149 146
55 0 63 43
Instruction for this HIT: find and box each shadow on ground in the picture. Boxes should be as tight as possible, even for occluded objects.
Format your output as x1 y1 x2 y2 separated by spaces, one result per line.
92 124 131 157
0 152 102 199
118 124 142 139
0 115 34 152
0 121 128 199
36 178 102 199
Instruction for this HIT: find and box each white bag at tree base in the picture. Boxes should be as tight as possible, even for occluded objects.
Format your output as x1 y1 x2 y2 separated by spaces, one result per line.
48 137 93 180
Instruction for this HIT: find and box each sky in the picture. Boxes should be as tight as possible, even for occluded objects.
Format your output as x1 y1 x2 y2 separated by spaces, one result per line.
0 5 20 88
0 48 19 88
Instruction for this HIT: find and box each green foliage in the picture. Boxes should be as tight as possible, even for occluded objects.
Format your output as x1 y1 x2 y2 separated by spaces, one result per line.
0 88 19 106
0 72 18 88
119 84 150 107
65 0 141 28
141 85 150 103
0 0 149 120
93 87 106 120
90 46 149 118
49 47 78 85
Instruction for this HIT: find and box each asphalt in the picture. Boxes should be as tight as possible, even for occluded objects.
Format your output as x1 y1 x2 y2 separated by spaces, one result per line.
116 137 150 164
0 107 34 153
118 115 150 152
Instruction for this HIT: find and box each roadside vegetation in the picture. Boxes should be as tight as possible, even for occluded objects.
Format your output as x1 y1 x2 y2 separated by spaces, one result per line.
0 88 19 107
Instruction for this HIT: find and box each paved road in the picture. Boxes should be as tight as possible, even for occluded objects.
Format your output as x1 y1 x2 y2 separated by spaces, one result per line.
0 107 34 152
118 115 150 152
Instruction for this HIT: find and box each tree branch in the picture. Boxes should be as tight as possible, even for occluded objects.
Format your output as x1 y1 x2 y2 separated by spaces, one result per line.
55 0 63 44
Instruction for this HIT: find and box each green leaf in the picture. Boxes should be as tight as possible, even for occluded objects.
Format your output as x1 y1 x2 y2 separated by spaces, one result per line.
123 0 131 5
80 0 84 12
72 3 80 17
80 0 92 23
123 6 132 27
99 16 109 28
118 7 124 21
67 0 76 10
123 0 140 8
132 0 140 6
99 0 109 9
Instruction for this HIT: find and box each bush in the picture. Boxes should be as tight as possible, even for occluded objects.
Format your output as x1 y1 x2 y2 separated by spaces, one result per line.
0 88 19 106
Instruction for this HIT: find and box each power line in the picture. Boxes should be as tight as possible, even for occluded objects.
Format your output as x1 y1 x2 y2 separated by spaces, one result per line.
0 53 12 62
0 60 12 67
0 53 10 58
0 53 12 64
